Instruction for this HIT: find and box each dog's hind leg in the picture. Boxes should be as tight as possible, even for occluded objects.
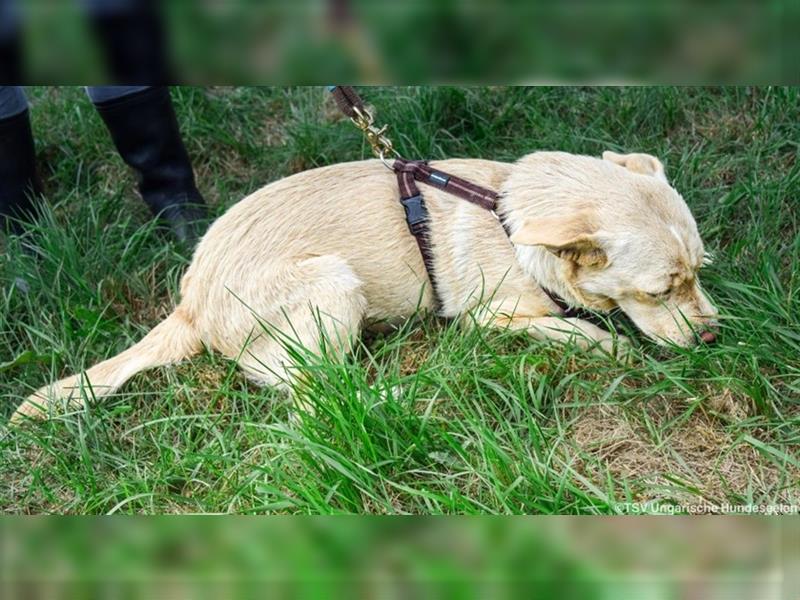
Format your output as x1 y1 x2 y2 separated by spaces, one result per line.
226 255 367 397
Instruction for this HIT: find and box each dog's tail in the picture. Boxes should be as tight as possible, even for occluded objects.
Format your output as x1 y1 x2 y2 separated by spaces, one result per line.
11 307 202 423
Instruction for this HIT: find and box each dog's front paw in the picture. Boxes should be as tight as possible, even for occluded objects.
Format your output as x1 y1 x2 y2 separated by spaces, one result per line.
596 332 634 362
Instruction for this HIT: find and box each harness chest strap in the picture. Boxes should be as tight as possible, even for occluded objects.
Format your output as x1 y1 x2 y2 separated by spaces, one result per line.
392 158 583 319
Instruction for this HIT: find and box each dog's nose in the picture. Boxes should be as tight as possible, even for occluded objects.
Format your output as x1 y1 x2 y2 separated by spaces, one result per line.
698 328 717 344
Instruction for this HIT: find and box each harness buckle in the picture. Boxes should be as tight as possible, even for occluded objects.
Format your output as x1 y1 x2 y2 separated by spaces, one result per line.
400 194 428 234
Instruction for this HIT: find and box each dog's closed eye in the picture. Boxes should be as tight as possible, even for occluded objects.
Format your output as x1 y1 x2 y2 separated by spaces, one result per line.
642 288 672 300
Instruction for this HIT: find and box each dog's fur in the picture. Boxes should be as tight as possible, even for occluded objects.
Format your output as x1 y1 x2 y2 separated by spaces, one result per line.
12 151 718 421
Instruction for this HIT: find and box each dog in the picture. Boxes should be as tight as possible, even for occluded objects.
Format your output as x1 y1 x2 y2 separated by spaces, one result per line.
11 150 719 422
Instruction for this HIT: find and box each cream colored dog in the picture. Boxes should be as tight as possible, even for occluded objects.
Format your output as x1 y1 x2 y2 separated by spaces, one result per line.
12 150 718 421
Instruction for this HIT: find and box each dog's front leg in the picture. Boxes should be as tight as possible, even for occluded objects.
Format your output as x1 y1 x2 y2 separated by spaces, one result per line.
473 298 630 359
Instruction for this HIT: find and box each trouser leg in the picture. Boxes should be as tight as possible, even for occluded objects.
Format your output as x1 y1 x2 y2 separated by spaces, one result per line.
0 0 23 83
81 0 171 84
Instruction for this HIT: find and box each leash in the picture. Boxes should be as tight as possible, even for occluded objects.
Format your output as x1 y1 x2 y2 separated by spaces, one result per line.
327 85 399 169
327 86 586 319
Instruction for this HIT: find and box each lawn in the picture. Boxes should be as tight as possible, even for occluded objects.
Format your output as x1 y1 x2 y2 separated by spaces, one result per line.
1 86 798 514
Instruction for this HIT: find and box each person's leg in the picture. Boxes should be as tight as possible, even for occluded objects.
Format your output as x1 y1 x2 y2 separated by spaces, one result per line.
0 0 23 83
86 86 207 244
81 0 171 84
0 86 41 234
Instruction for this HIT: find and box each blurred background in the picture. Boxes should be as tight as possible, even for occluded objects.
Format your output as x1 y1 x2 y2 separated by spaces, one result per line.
2 0 797 83
0 518 796 599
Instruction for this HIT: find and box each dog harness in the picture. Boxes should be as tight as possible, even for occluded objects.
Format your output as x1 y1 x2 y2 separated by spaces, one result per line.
393 157 508 313
393 157 589 320
328 85 584 319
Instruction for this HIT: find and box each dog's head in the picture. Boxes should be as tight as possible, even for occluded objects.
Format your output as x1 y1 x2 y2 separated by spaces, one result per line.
509 151 718 347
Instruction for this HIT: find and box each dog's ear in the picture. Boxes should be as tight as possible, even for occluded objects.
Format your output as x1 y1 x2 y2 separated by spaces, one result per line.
510 214 607 267
603 150 667 182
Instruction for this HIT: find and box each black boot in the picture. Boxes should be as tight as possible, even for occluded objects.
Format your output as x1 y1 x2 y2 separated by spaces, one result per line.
93 87 207 245
0 109 42 235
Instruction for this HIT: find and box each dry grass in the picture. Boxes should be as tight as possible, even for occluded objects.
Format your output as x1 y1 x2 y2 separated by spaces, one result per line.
571 401 799 506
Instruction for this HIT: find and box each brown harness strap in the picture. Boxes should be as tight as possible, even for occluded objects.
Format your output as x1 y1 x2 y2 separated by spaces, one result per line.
393 160 443 312
393 158 499 211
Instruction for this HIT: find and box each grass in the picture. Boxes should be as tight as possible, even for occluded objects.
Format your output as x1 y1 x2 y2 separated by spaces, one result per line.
0 86 798 514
